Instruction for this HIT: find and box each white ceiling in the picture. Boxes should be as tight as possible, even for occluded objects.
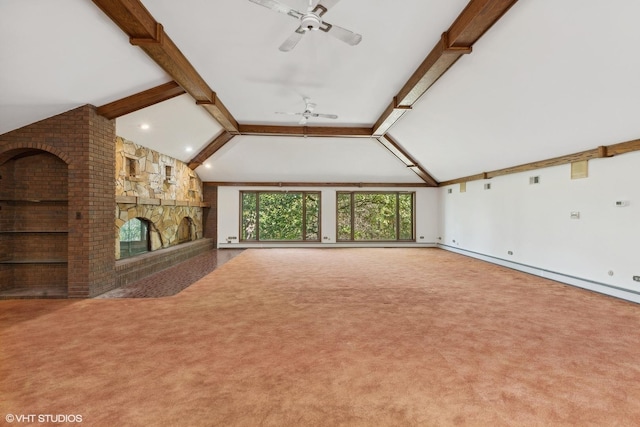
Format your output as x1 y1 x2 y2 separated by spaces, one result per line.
2 0 640 183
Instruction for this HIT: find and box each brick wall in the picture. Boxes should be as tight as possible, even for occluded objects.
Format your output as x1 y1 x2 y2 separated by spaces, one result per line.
0 105 116 297
202 184 218 242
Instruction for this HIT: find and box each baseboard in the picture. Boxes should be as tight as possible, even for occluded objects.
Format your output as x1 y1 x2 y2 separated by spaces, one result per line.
218 242 438 249
438 244 640 305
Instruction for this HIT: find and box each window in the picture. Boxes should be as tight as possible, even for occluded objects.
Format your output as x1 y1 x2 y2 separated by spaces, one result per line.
119 218 150 258
337 192 415 241
241 191 320 242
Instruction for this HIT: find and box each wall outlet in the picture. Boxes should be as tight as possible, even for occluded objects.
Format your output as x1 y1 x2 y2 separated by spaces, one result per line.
507 251 513 255
615 200 630 207
570 211 580 219
633 276 640 282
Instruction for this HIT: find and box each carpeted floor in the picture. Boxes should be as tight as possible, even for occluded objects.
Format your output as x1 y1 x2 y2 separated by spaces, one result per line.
1 248 639 426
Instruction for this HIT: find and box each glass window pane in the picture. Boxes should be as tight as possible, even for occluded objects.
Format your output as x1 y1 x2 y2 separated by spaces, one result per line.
119 218 149 258
353 193 396 240
399 193 414 240
305 193 319 240
259 193 303 241
337 193 352 241
241 192 257 240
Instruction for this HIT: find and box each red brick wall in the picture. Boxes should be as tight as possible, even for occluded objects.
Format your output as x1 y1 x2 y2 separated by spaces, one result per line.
0 105 116 297
202 184 217 243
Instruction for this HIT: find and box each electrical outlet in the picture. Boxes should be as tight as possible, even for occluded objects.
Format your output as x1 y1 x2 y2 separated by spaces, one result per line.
507 251 513 255
633 276 640 282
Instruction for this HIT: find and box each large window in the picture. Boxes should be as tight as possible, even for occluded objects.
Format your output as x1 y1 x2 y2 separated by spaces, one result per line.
337 192 415 241
119 217 150 258
241 191 320 242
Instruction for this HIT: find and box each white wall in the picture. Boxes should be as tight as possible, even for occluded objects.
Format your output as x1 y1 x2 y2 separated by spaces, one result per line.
440 150 640 301
218 187 439 247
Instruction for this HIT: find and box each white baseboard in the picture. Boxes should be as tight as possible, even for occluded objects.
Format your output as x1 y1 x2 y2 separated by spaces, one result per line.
218 242 438 249
439 244 640 305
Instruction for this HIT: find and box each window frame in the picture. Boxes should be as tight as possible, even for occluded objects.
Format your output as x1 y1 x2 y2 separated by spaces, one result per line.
335 191 415 242
239 190 322 242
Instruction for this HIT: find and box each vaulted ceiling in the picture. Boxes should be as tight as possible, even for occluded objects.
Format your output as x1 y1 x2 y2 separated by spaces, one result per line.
2 0 640 184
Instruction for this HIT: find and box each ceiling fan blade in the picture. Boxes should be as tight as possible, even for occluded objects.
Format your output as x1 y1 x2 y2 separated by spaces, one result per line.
248 0 303 19
279 28 305 52
314 0 341 16
323 22 362 46
312 113 338 119
299 117 308 125
275 111 303 116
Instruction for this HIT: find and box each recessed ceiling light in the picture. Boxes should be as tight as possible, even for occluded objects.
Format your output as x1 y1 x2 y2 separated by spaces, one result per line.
185 146 193 152
204 163 211 169
139 123 150 130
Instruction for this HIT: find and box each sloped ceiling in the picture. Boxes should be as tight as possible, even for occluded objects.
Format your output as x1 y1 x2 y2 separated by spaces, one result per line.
2 0 640 184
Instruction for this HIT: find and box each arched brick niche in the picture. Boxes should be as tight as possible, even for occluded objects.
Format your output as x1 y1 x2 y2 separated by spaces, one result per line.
0 149 69 298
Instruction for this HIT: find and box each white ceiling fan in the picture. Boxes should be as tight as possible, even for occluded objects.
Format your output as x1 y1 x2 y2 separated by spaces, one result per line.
248 0 362 52
276 97 338 124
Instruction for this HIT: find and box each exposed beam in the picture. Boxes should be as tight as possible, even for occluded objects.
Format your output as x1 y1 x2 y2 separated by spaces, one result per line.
92 0 239 133
238 124 373 138
377 135 438 187
188 132 236 169
204 182 429 188
96 81 185 119
439 138 640 186
374 0 519 135
372 98 411 137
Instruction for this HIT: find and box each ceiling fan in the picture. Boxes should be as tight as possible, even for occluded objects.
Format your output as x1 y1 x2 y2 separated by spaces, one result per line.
248 0 362 52
276 97 338 124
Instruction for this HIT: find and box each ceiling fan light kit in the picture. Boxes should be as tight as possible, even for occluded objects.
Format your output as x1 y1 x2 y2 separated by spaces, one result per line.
248 0 362 52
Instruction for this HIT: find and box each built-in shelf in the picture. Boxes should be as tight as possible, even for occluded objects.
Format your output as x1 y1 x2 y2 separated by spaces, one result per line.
0 259 68 264
0 199 68 204
0 230 68 234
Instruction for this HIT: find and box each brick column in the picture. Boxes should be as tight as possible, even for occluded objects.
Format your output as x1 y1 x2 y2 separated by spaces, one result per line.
0 105 116 297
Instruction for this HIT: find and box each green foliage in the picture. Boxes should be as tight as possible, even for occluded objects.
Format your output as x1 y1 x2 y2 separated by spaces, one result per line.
337 192 414 241
241 192 320 241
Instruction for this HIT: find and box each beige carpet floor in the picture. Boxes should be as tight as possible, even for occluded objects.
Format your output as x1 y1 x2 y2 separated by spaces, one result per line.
1 248 639 426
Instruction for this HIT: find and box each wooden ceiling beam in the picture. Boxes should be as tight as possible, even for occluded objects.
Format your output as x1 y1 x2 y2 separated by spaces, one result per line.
92 0 239 134
205 182 430 188
96 81 185 119
238 124 373 138
439 137 640 186
377 135 438 187
374 0 519 135
188 131 236 169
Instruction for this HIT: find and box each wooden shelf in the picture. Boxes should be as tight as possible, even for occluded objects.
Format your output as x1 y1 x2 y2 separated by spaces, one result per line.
0 199 68 204
0 230 68 234
0 259 68 265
